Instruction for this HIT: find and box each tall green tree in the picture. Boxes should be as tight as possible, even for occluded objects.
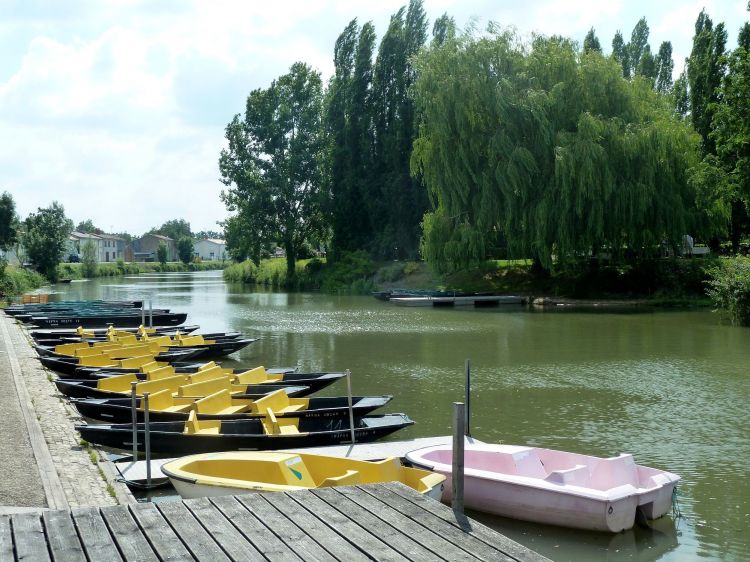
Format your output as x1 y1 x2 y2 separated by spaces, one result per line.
220 62 328 280
583 28 601 54
612 31 629 78
370 0 429 259
75 219 100 234
411 29 702 273
674 70 690 115
687 9 728 155
432 13 455 46
156 242 168 266
24 202 73 281
629 17 650 77
177 236 194 265
0 192 18 252
655 41 674 93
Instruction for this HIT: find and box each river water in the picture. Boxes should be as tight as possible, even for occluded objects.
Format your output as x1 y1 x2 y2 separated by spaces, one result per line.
54 270 749 561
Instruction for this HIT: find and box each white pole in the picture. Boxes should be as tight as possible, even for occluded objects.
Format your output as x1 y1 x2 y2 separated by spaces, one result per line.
346 369 356 445
148 296 153 328
465 359 471 437
131 382 138 461
452 402 465 514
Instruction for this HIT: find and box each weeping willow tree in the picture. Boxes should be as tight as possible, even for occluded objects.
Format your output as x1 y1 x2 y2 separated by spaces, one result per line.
411 28 703 272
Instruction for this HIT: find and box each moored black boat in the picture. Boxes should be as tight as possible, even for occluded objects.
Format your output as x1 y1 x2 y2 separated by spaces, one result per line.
26 312 188 328
29 324 202 340
55 379 310 400
39 349 201 376
75 413 414 456
71 394 393 423
34 337 256 359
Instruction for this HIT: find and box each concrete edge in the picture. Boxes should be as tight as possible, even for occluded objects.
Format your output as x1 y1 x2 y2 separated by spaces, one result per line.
0 316 69 510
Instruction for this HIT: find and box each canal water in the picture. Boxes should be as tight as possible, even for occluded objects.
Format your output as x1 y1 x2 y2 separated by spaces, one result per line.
54 270 749 561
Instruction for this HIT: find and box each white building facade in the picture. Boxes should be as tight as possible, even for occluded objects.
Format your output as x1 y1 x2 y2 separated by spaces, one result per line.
193 239 226 261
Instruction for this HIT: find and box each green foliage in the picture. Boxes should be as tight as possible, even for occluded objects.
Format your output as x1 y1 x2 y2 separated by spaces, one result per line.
583 28 601 54
655 42 674 93
156 243 168 266
706 257 750 325
220 62 328 280
75 219 100 234
313 251 375 293
81 240 98 278
0 265 46 303
151 219 191 240
24 202 73 282
411 29 702 274
177 236 194 265
0 192 18 251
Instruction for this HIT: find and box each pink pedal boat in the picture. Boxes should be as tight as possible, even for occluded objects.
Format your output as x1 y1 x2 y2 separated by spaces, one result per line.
405 442 680 532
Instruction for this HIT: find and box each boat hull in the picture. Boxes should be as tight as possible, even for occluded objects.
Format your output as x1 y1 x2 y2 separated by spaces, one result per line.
406 443 680 533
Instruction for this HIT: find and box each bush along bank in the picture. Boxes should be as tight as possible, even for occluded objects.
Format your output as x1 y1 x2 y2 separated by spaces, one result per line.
705 256 750 326
58 260 228 280
0 265 47 304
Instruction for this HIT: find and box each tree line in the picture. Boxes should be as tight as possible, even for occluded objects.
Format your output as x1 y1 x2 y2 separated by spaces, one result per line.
220 1 750 279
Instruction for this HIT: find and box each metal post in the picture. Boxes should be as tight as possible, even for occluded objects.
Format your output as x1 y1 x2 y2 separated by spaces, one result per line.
148 296 153 328
141 302 145 327
464 359 471 437
452 402 465 514
144 392 151 487
131 382 138 461
346 369 356 445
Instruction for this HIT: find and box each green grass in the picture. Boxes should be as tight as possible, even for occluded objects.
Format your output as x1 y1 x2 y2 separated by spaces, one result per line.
58 260 228 280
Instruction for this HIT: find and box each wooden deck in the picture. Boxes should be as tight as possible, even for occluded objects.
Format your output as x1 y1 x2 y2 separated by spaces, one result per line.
0 483 548 561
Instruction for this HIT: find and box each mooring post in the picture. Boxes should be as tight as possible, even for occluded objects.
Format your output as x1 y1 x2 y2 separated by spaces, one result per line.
346 369 356 445
131 382 138 462
452 401 465 514
140 302 145 327
464 359 471 437
148 296 153 328
144 391 151 487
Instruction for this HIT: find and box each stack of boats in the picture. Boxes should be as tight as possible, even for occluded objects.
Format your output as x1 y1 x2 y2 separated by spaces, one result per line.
10 299 414 457
8 299 683 532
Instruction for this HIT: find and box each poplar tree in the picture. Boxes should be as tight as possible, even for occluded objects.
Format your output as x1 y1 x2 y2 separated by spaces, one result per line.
583 28 601 54
612 31 629 78
655 42 674 93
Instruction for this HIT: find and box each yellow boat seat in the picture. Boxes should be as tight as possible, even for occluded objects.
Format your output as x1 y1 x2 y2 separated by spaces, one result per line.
177 377 233 398
251 389 306 414
197 361 218 371
118 355 157 369
96 373 139 392
193 390 251 415
261 409 300 435
145 365 179 380
135 375 187 396
183 410 221 435
141 389 192 413
234 366 280 385
188 366 229 384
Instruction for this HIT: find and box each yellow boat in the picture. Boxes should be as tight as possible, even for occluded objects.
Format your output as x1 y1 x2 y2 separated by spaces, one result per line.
161 451 446 500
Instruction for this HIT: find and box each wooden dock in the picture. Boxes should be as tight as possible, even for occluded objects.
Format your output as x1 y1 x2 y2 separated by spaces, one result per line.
0 483 548 561
390 295 524 307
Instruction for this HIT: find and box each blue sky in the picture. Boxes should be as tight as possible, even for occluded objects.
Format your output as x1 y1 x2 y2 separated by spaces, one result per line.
0 0 747 235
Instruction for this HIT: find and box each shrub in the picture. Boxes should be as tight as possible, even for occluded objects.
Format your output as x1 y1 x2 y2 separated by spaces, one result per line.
705 257 750 326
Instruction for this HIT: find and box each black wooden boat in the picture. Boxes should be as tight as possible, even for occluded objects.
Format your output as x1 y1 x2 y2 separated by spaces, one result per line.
55 379 310 400
71 394 393 423
4 300 144 316
75 413 414 456
34 337 256 360
72 364 296 379
89 369 346 394
39 349 201 376
29 324 201 340
25 311 188 328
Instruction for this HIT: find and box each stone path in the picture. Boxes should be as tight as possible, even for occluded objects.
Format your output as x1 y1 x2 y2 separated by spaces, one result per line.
0 315 127 510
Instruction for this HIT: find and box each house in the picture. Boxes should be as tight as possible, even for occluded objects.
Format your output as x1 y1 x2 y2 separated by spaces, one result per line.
98 234 124 262
68 232 124 262
193 238 226 261
133 233 177 262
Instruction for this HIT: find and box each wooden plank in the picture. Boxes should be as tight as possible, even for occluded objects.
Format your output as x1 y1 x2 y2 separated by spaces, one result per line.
42 510 86 562
287 489 409 561
100 505 158 562
363 484 515 561
129 503 194 561
232 493 331 562
0 515 13 560
311 487 444 562
70 507 122 562
156 500 230 561
205 496 296 562
334 486 477 562
244 492 366 562
185 498 263 560
236 493 343 562
11 512 51 562
379 483 550 561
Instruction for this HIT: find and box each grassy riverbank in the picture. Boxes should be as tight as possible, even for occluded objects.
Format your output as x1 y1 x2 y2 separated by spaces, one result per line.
57 260 227 280
224 254 716 304
0 265 47 303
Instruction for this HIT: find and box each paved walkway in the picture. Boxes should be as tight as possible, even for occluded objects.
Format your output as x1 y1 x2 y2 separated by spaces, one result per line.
0 315 126 511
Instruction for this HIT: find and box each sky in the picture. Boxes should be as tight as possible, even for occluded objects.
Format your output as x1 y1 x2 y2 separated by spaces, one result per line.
0 0 747 236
